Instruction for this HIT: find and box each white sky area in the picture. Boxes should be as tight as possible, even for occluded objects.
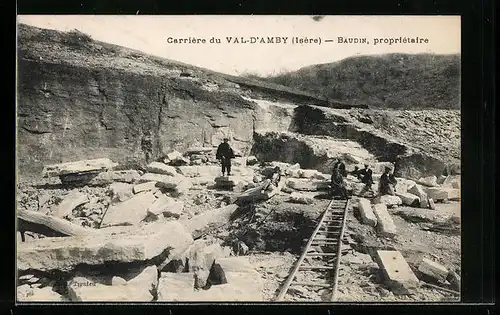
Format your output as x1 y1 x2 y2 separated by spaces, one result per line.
18 15 461 76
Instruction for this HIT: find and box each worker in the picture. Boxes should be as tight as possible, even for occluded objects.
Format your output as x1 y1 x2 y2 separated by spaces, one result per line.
337 159 347 177
216 138 235 176
359 164 370 177
331 164 348 199
359 164 374 196
379 166 398 196
262 166 282 192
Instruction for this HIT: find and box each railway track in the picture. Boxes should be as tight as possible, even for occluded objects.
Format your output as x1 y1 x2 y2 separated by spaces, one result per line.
275 198 350 302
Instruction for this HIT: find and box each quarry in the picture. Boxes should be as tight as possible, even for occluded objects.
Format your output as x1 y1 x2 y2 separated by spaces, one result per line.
16 23 461 303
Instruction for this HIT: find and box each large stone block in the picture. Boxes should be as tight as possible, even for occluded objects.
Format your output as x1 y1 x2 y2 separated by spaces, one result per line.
418 258 449 282
373 203 397 237
17 285 66 302
146 162 178 176
374 195 402 208
417 175 439 187
395 192 420 207
147 194 184 219
375 250 420 295
109 182 134 203
139 173 192 195
394 178 417 194
177 166 221 178
53 190 89 218
17 221 193 271
133 181 158 194
357 198 377 227
157 273 195 301
100 191 157 228
409 184 429 208
424 187 460 201
286 178 330 191
67 265 158 301
181 204 239 238
190 271 264 301
288 192 315 205
42 158 118 178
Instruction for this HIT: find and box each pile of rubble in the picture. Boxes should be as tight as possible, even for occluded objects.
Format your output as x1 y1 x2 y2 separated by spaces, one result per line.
16 145 461 302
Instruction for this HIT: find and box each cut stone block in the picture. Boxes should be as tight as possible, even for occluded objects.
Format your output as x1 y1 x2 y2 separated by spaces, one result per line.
67 265 158 301
109 182 134 203
374 195 402 208
442 175 461 189
133 181 158 194
17 221 193 272
417 175 439 187
191 271 264 301
157 273 195 301
214 176 251 191
147 194 184 219
53 190 89 218
181 204 239 238
100 191 157 228
17 285 65 301
428 198 436 210
373 203 397 237
298 169 320 179
177 166 221 178
146 162 178 176
357 198 377 227
375 250 420 295
62 170 141 186
409 184 429 208
42 158 118 178
395 192 420 207
394 178 417 194
215 257 256 274
424 187 460 201
164 151 189 166
288 192 315 205
418 258 449 282
286 178 330 191
139 173 192 195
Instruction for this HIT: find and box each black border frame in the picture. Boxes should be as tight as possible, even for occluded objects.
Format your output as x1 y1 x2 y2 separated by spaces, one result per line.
4 0 495 314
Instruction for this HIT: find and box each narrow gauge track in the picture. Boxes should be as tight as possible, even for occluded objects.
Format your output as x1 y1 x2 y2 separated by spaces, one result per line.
275 198 350 302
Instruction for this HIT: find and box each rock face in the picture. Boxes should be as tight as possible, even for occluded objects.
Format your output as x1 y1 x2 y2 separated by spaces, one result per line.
17 221 193 271
17 24 297 178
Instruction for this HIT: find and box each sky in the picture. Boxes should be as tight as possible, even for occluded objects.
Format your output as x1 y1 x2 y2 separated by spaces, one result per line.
18 15 461 76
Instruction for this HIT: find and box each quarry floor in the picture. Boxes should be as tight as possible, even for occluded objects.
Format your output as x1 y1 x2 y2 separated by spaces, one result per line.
17 175 461 302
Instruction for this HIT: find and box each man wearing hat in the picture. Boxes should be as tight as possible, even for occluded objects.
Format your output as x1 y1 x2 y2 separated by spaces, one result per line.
216 137 235 176
379 166 397 196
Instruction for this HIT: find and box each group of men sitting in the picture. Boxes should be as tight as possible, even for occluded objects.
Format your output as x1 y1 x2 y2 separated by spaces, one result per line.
330 159 398 200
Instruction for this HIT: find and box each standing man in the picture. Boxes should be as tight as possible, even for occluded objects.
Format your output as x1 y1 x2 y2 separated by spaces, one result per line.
379 166 398 196
359 164 375 197
216 138 235 176
331 164 348 199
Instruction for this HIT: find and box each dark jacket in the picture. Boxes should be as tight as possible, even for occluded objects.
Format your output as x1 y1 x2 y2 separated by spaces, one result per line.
379 172 397 193
216 142 235 159
361 169 374 185
331 168 344 187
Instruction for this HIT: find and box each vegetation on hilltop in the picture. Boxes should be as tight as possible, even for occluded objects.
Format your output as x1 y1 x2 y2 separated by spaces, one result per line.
244 54 460 109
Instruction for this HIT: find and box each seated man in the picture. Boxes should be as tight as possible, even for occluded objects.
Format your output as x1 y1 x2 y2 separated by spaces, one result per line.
262 166 282 193
379 166 398 196
331 166 348 199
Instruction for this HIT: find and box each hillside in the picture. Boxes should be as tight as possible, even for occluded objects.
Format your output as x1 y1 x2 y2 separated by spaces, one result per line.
254 54 460 109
